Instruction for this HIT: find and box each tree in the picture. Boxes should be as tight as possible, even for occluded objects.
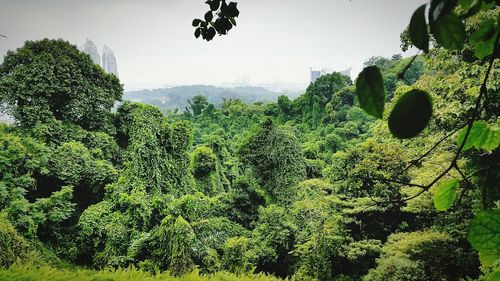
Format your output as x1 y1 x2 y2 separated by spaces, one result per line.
186 95 209 117
364 231 479 281
0 39 123 131
277 95 293 122
190 145 224 195
190 146 217 178
151 215 195 276
0 212 30 267
249 205 297 278
294 72 352 127
227 177 266 228
239 119 306 204
221 236 249 273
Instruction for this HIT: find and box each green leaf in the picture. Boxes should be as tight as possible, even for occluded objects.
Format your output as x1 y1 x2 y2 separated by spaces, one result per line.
388 89 433 139
487 270 500 281
429 0 457 24
226 2 240 17
205 27 216 41
431 12 466 50
469 19 497 59
192 18 202 27
194 28 202 39
474 42 495 60
456 121 500 153
479 251 499 267
458 0 481 17
458 0 474 11
409 5 429 53
355 66 385 119
433 179 459 211
206 0 221 11
204 11 213 22
468 209 500 253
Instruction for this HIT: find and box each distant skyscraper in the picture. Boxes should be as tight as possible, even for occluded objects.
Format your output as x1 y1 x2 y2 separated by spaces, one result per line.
339 68 351 78
102 45 119 77
79 39 101 66
310 70 323 83
309 67 352 83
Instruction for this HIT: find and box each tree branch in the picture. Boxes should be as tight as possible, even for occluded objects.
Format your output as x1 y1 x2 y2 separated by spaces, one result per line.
365 31 499 206
397 52 420 80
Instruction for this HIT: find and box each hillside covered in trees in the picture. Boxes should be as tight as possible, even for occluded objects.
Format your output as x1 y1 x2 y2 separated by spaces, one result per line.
124 86 301 114
0 1 499 281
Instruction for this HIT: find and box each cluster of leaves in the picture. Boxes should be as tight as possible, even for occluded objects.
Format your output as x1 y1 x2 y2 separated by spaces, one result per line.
0 39 122 132
193 0 240 41
357 0 498 139
353 0 499 273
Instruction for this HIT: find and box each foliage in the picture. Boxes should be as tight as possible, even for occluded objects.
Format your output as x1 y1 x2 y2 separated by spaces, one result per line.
0 212 30 267
248 205 297 278
0 264 284 281
468 209 500 267
1 4 499 279
0 39 122 131
221 236 249 273
356 66 385 119
193 0 240 41
190 147 216 181
364 230 479 281
186 96 209 117
433 179 459 211
151 216 196 276
239 119 306 204
226 177 266 228
388 89 432 139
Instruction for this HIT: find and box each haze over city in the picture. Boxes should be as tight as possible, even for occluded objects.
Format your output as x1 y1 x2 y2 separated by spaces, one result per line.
1 0 425 90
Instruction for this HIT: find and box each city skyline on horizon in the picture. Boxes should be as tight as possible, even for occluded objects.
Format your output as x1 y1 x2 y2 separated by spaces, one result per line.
0 0 425 89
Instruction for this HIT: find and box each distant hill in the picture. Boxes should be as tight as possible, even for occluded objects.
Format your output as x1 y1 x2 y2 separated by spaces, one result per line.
123 85 302 113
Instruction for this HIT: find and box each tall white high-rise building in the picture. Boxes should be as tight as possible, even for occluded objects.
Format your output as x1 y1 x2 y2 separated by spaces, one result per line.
102 45 118 77
79 39 101 66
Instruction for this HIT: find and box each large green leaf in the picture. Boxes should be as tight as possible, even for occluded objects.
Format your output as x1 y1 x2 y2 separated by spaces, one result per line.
479 251 499 267
470 19 498 59
431 12 466 50
355 66 385 119
194 28 202 39
487 271 500 281
468 209 500 253
207 0 221 11
433 179 459 211
204 11 213 22
388 89 433 139
456 121 500 153
409 4 429 53
192 18 202 27
429 0 457 24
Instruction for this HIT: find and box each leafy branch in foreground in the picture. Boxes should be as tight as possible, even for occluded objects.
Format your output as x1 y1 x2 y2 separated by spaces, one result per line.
354 0 499 269
193 0 239 41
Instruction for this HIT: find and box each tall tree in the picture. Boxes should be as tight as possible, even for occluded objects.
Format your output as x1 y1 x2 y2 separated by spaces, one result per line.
0 39 122 131
239 119 306 204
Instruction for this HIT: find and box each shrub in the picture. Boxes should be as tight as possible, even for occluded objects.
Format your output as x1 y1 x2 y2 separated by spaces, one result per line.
0 212 30 267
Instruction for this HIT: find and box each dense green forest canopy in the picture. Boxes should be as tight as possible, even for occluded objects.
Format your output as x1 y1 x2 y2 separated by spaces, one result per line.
0 1 499 281
124 86 301 115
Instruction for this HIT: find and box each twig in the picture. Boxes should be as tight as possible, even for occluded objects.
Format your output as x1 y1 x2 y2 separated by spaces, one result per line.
398 52 421 80
453 164 473 207
356 176 426 189
402 123 467 173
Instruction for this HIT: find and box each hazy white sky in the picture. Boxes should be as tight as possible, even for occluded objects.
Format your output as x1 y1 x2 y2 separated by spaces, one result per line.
0 0 426 90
